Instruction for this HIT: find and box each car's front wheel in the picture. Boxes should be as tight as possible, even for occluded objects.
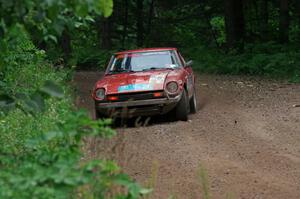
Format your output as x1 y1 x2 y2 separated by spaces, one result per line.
176 89 189 121
95 109 105 120
189 89 197 114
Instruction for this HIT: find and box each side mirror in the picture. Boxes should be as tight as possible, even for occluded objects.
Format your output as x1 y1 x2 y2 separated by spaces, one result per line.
185 60 193 67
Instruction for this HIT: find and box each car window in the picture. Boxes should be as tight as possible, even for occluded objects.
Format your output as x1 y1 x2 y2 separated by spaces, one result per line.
110 54 129 71
171 51 181 66
177 52 186 66
108 50 180 73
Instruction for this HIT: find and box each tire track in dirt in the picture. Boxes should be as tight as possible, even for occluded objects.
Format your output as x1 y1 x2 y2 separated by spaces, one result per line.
74 71 300 199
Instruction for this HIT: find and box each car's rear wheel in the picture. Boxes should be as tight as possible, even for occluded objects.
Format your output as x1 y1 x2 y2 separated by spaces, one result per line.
176 89 189 121
189 89 197 114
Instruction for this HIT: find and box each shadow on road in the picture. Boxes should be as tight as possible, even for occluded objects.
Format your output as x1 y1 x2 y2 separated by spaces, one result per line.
112 114 177 128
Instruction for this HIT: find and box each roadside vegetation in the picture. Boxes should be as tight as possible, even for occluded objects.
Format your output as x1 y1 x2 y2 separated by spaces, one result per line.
0 1 149 198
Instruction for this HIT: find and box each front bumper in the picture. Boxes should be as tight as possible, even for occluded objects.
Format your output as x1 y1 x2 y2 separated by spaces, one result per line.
95 94 182 118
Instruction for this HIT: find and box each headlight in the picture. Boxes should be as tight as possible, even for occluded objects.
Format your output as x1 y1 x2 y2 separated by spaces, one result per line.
166 81 178 93
95 88 105 100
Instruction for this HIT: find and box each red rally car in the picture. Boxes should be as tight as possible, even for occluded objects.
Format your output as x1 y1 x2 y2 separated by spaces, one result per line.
92 48 197 121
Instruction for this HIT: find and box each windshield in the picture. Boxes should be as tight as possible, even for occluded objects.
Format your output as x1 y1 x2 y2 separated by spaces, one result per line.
108 50 180 73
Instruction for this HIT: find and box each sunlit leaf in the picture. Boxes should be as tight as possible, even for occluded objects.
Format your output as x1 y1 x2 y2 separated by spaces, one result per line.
99 0 113 17
140 188 153 195
128 183 142 198
74 21 84 28
85 16 95 23
44 34 58 43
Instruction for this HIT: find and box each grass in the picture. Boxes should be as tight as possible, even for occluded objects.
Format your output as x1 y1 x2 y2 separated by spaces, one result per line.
198 165 211 199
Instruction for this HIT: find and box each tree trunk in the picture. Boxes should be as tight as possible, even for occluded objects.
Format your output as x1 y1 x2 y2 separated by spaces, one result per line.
136 0 144 47
224 0 245 51
122 0 129 48
146 0 155 46
279 0 289 43
60 28 71 62
260 0 269 41
295 0 300 25
101 17 113 49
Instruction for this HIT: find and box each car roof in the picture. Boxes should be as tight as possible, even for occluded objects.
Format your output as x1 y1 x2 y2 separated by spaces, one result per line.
115 47 177 55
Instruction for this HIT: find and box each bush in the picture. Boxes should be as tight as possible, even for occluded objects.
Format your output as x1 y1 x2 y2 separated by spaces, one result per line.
0 24 70 153
184 42 300 82
0 25 149 198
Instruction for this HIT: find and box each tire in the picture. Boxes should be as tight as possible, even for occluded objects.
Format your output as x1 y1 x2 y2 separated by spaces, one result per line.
189 89 197 114
95 109 105 120
176 89 189 121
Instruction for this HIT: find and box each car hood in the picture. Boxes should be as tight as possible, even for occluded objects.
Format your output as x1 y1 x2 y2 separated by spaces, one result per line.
96 70 174 95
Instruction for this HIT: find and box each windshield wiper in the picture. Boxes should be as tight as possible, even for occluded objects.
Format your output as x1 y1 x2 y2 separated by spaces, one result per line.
142 67 161 71
142 67 174 71
107 69 135 75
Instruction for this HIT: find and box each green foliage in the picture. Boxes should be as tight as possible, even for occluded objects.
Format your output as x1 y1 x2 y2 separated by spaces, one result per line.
0 24 68 116
40 81 65 98
210 16 226 45
68 28 114 69
0 109 150 198
0 23 149 198
0 24 70 155
197 166 210 199
185 42 300 82
0 79 65 115
1 102 149 198
0 0 113 44
99 0 114 17
289 22 300 42
0 24 66 92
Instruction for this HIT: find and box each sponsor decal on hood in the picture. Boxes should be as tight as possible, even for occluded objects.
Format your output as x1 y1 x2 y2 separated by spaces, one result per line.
149 73 166 85
118 84 153 92
117 73 167 92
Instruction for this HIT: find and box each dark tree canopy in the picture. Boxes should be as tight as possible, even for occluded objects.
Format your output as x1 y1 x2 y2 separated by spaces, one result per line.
1 0 299 78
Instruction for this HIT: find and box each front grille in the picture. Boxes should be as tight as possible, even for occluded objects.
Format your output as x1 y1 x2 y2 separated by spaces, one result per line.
106 91 164 102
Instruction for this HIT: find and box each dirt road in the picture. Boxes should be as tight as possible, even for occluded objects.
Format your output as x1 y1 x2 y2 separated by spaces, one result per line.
74 71 300 199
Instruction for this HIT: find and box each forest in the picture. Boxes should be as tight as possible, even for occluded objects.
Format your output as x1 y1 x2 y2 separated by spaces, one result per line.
1 0 300 78
0 0 299 198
